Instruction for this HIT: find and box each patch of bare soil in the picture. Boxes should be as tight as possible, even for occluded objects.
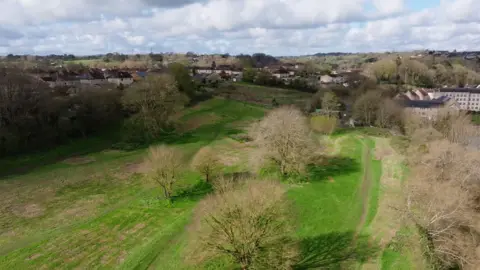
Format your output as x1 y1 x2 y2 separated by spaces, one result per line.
26 254 42 261
12 203 45 218
123 162 149 174
117 250 128 264
180 113 221 132
370 138 405 246
127 223 146 234
361 138 405 270
354 141 373 240
60 195 105 220
101 149 123 155
63 156 96 165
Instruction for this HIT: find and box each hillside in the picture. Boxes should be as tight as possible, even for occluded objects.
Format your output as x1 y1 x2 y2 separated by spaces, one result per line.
0 98 423 269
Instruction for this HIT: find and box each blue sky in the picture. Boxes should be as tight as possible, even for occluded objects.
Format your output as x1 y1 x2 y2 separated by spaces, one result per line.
0 0 478 55
407 0 439 10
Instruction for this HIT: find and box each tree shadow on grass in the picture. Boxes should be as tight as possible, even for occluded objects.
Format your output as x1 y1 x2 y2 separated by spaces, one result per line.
162 122 243 146
173 181 213 202
307 156 360 182
294 232 379 269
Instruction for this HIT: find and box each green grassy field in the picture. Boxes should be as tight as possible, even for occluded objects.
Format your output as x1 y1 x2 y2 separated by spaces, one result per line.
0 98 412 269
215 82 313 108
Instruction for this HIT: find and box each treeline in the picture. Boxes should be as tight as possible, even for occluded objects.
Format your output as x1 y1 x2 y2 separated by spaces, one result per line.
0 64 205 157
0 71 122 156
242 68 317 93
366 57 480 88
401 111 480 269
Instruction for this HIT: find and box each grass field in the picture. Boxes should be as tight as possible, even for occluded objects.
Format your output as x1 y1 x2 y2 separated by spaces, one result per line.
215 82 313 108
0 98 416 269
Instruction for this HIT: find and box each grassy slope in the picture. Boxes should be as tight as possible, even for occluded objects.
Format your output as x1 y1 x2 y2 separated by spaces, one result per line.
216 82 313 108
0 98 265 270
1 97 392 270
289 134 381 269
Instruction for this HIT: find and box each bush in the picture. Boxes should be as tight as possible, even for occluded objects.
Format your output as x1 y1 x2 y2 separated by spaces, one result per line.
310 115 338 135
249 106 318 178
187 180 298 269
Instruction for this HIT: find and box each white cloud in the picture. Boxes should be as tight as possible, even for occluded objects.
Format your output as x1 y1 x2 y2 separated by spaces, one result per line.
0 0 479 55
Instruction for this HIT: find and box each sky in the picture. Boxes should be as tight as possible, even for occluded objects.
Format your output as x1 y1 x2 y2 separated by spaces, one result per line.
0 0 479 56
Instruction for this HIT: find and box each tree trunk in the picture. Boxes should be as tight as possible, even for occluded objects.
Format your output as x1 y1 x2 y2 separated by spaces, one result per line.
162 186 169 199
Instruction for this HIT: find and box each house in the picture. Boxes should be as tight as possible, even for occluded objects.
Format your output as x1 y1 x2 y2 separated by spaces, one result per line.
429 88 480 112
272 69 290 79
400 96 459 120
319 74 345 84
196 67 214 74
320 75 334 84
106 71 133 86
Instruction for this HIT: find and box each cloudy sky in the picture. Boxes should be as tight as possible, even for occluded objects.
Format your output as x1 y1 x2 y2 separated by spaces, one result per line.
0 0 478 56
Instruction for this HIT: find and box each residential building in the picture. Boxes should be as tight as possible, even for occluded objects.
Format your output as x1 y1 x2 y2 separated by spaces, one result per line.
319 74 345 84
272 69 290 79
400 96 459 120
320 75 333 84
429 88 480 112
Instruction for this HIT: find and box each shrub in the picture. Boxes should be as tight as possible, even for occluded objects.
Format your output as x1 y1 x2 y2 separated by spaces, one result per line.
144 145 184 200
310 115 338 135
249 106 317 177
187 180 298 269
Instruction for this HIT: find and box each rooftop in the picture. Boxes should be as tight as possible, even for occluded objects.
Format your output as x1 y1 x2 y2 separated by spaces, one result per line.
401 96 452 108
438 88 480 93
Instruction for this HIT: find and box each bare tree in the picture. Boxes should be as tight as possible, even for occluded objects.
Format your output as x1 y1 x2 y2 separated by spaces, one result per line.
187 180 298 269
353 91 382 126
144 145 184 200
321 91 340 117
433 109 479 145
405 139 480 268
249 106 316 177
191 146 221 183
122 74 188 140
310 115 338 135
375 98 403 128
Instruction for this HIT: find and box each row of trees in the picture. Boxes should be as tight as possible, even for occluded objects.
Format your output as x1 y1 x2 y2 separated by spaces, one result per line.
143 106 321 269
243 68 317 93
0 71 123 155
402 111 480 269
0 63 202 156
366 58 480 88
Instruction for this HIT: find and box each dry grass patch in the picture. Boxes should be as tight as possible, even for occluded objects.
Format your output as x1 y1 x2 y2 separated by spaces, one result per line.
123 162 149 174
117 250 128 264
369 138 404 247
12 203 45 218
212 139 252 167
62 156 96 165
181 113 221 132
26 253 42 261
127 223 146 234
59 195 105 220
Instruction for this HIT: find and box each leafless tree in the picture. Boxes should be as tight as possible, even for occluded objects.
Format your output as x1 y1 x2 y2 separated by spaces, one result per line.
433 109 479 145
191 146 221 183
321 91 340 117
144 145 184 200
405 139 480 268
310 115 338 135
122 74 188 139
187 180 298 270
249 106 317 176
375 98 403 128
353 91 382 126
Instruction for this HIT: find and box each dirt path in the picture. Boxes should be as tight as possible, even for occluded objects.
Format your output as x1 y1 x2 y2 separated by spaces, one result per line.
331 135 349 156
353 137 374 242
360 138 406 270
